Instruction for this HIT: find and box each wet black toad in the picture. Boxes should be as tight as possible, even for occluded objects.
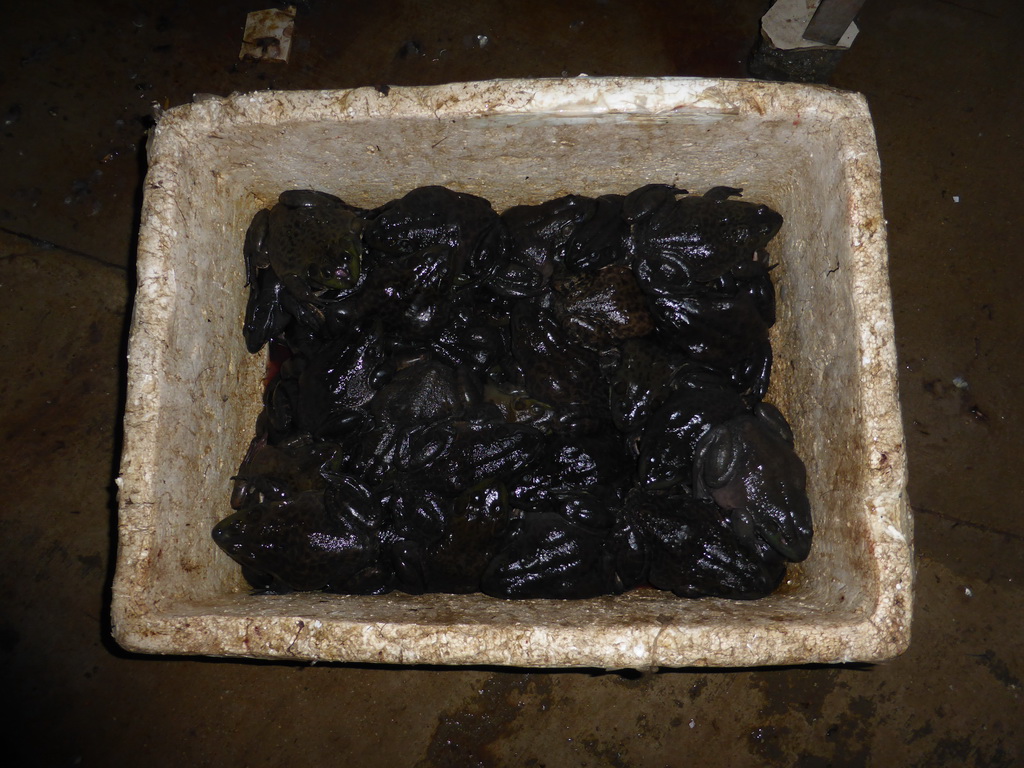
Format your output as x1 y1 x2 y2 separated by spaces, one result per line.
214 183 810 602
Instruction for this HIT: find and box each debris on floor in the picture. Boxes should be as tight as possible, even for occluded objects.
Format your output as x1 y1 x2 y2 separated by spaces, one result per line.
761 0 859 51
749 0 859 83
240 6 296 63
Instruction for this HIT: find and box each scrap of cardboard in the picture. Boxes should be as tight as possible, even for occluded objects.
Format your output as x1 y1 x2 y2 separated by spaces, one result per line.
240 7 296 63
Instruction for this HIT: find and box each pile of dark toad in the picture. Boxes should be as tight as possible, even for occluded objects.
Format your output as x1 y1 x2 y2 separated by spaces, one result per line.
212 184 812 600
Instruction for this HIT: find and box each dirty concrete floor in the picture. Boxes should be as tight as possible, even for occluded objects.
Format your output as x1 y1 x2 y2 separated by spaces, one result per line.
2 1 1021 765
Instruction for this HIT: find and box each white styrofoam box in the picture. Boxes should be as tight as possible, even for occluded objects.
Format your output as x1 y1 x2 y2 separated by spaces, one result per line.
112 78 912 668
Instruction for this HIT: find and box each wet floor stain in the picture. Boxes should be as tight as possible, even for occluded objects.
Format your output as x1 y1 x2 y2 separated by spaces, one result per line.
420 673 554 768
